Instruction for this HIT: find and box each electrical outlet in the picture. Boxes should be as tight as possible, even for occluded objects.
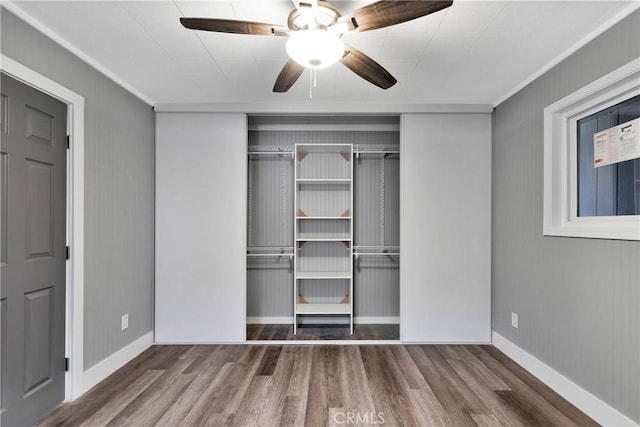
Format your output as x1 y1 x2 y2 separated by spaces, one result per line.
121 314 129 331
511 312 518 328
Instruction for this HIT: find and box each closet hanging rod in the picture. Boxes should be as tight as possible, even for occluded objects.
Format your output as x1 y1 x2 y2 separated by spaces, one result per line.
354 245 399 250
354 150 400 154
247 253 294 258
247 246 294 250
353 253 400 256
248 150 398 157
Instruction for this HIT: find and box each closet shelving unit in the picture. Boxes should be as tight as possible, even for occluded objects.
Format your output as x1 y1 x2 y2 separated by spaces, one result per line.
294 143 353 334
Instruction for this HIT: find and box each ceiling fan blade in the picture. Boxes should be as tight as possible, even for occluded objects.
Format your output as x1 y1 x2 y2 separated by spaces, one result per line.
341 45 397 89
340 0 453 32
180 17 282 36
273 60 305 93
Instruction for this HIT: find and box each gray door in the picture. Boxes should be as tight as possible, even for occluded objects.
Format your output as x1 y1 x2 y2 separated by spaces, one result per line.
1 73 67 426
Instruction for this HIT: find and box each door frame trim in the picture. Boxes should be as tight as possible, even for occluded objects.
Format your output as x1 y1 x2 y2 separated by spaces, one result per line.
1 55 85 401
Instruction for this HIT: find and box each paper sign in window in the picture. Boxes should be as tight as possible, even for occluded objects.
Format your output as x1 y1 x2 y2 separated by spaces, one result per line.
593 118 640 168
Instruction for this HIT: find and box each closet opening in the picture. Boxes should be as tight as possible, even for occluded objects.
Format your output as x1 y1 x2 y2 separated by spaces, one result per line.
246 115 400 341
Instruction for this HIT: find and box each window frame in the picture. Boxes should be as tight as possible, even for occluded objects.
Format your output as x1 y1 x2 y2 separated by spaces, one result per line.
543 58 640 240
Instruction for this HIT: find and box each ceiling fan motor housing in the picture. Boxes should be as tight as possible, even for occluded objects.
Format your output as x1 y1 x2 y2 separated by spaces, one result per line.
287 1 341 31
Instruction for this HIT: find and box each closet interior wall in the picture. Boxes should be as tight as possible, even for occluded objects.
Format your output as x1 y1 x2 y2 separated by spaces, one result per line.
247 118 400 327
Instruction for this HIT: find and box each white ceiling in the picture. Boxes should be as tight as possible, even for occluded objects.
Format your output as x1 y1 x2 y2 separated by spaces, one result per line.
6 0 638 106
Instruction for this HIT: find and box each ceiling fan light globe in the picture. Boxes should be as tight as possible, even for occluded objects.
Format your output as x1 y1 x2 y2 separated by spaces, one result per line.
286 29 345 69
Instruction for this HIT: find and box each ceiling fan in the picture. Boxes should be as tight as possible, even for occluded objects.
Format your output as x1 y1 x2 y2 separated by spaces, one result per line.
180 0 453 93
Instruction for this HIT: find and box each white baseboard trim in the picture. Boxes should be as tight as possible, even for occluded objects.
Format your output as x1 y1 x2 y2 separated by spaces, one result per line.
492 332 638 427
80 331 154 397
354 316 400 325
247 317 292 324
246 316 399 325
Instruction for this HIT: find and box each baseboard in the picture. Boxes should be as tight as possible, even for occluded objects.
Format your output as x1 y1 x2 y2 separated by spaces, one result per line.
492 332 638 427
354 316 400 325
247 317 292 324
246 316 399 325
80 331 154 397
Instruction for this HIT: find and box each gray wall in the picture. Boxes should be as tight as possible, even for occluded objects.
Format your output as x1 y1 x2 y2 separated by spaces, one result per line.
1 9 155 369
492 11 640 422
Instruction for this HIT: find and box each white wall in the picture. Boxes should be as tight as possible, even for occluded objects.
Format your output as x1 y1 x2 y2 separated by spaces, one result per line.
401 113 491 343
155 113 247 343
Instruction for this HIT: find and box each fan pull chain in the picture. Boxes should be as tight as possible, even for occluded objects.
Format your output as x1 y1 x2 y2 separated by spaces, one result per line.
308 69 318 99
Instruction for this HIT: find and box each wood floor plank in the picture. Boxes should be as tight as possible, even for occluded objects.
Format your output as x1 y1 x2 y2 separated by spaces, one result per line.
245 324 263 340
78 369 164 427
105 346 202 426
360 345 414 425
115 373 195 426
156 345 250 426
304 346 342 427
36 344 598 427
447 358 527 427
285 346 313 397
475 345 600 427
184 346 265 423
471 347 583 427
405 345 480 427
260 358 294 425
339 346 377 417
452 345 511 391
424 346 491 416
256 345 283 376
409 388 453 426
179 362 236 425
275 396 306 427
472 413 505 427
221 346 269 415
233 375 273 421
379 345 434 426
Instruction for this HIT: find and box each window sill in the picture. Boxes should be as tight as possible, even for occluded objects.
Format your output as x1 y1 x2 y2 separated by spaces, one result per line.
544 219 640 241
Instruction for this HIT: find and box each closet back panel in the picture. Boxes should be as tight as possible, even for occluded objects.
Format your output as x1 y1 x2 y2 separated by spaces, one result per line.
248 156 293 247
354 155 400 246
247 129 400 320
297 184 350 217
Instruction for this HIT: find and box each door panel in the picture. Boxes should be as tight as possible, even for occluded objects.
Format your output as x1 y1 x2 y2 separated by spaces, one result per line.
23 287 54 396
1 152 7 264
25 106 54 147
0 94 7 133
1 297 7 413
25 159 54 258
0 73 67 426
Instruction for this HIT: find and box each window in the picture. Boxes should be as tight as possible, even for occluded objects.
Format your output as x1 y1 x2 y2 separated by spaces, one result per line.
577 95 640 217
544 58 640 240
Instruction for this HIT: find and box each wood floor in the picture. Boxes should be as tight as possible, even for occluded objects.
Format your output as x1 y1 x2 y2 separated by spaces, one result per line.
246 324 400 341
37 345 598 427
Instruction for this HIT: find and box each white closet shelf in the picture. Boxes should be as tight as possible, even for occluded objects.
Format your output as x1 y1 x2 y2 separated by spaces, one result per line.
296 303 350 314
296 179 351 184
296 272 351 279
